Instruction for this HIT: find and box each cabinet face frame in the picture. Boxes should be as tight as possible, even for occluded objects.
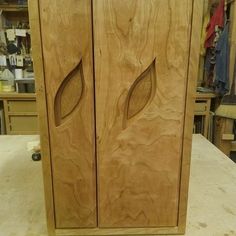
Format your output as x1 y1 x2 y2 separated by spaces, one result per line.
29 0 204 235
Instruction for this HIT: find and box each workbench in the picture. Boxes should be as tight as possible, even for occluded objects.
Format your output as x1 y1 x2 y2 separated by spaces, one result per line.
186 134 236 235
0 92 38 134
0 134 235 236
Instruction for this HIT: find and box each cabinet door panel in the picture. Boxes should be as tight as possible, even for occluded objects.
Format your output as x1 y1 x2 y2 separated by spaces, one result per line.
94 0 193 228
39 0 96 228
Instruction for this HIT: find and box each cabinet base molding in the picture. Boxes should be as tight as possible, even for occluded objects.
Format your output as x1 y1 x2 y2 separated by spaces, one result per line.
55 226 182 236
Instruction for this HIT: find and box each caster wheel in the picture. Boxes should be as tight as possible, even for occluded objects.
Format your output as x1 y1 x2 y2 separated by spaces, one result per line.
32 152 41 161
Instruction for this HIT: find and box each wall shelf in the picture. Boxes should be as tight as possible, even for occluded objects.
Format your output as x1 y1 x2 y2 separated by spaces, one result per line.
0 4 28 12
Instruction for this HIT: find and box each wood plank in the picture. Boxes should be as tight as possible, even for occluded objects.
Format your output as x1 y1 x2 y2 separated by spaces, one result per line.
55 226 180 236
94 0 194 228
0 4 28 12
3 99 10 135
0 93 36 99
38 0 97 228
195 92 216 99
176 0 204 232
28 0 55 234
197 0 208 84
229 0 236 90
7 112 37 115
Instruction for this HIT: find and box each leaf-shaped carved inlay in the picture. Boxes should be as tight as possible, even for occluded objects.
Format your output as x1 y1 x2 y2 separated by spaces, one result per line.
54 60 84 127
124 59 156 127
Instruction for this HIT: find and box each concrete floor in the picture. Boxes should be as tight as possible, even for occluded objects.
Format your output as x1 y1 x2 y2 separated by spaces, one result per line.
0 135 47 236
0 134 236 236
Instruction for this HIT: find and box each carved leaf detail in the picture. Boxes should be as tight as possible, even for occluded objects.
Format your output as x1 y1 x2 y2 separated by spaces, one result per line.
124 59 156 126
54 60 84 126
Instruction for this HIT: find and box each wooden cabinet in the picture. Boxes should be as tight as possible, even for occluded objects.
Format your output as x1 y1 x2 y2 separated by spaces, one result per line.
0 93 38 134
29 0 203 235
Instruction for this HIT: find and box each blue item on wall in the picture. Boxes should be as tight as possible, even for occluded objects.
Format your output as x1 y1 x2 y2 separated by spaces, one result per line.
215 23 230 95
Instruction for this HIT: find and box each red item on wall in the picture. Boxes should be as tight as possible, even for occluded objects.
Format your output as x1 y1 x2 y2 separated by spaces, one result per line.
204 0 225 48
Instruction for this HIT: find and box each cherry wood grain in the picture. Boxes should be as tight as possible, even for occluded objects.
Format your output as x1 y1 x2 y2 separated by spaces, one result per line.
178 0 204 232
29 0 204 234
38 0 96 228
94 0 194 228
54 61 84 126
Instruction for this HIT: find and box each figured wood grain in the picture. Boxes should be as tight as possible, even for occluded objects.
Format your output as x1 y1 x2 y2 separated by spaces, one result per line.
94 0 194 228
38 0 96 228
54 61 84 126
29 0 203 234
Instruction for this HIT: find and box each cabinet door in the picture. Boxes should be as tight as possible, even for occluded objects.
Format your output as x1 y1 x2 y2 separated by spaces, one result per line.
94 0 193 228
39 0 96 228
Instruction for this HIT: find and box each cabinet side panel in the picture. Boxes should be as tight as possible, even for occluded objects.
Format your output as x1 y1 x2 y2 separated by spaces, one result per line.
178 0 204 233
94 0 193 228
39 0 97 228
29 0 55 234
